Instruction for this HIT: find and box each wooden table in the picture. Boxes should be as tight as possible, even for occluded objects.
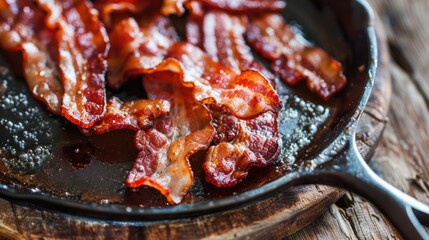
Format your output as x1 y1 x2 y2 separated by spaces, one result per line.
288 0 429 238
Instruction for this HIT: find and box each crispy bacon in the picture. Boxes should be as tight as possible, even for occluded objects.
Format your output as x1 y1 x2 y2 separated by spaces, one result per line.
194 0 286 15
162 0 186 16
89 97 170 135
163 0 285 16
126 71 214 204
94 0 163 28
204 109 279 187
107 14 178 89
36 0 109 128
186 10 275 86
246 14 347 100
94 0 150 28
145 44 280 188
0 0 63 114
183 11 280 186
87 3 280 201
166 42 281 118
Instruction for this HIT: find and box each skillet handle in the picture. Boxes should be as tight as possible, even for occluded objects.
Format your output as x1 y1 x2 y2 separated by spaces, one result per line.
304 135 429 240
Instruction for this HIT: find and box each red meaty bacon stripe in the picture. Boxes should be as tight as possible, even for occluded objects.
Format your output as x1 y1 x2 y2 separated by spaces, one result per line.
196 0 286 14
127 68 214 205
246 14 347 100
95 0 177 89
162 0 285 16
94 1 207 204
205 106 279 187
186 8 275 86
93 0 152 27
166 42 281 119
162 0 186 16
106 14 178 89
89 97 171 135
125 43 280 203
183 10 280 186
36 0 109 128
0 0 63 114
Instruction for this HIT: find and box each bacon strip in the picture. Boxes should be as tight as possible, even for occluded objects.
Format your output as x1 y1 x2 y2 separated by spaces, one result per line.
0 0 63 114
204 109 279 187
34 0 109 128
107 14 178 89
195 0 286 14
166 42 281 119
93 0 153 27
163 0 285 16
90 97 170 135
126 71 214 204
105 36 276 202
186 10 275 86
183 10 280 186
162 0 186 16
93 0 175 89
246 14 347 100
121 42 280 198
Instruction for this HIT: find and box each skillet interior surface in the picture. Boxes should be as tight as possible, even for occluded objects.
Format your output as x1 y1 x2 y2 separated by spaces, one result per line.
0 0 375 219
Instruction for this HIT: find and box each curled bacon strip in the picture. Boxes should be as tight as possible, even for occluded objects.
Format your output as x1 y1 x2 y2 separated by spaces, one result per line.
126 71 214 204
35 0 109 128
183 10 280 186
0 0 63 114
121 41 280 197
162 0 186 16
194 0 286 14
166 42 281 119
107 14 178 89
204 110 279 187
163 0 285 16
246 14 347 100
186 10 275 86
93 0 153 27
90 97 170 135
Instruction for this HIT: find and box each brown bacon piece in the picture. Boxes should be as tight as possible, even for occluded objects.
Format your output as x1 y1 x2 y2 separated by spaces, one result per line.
36 0 109 128
94 0 150 28
204 109 279 187
93 0 154 27
186 10 275 86
183 11 280 186
164 0 285 16
162 0 186 16
107 14 178 89
166 42 281 119
0 0 63 114
126 70 214 204
146 44 280 188
90 97 170 135
246 14 347 100
195 0 286 15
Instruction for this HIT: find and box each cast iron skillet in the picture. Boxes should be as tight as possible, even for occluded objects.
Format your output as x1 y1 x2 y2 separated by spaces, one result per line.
1 0 429 239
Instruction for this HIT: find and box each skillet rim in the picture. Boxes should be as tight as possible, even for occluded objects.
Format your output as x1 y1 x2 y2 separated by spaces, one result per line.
0 0 377 221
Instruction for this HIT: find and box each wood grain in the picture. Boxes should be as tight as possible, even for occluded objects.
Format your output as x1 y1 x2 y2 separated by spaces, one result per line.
288 0 429 239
